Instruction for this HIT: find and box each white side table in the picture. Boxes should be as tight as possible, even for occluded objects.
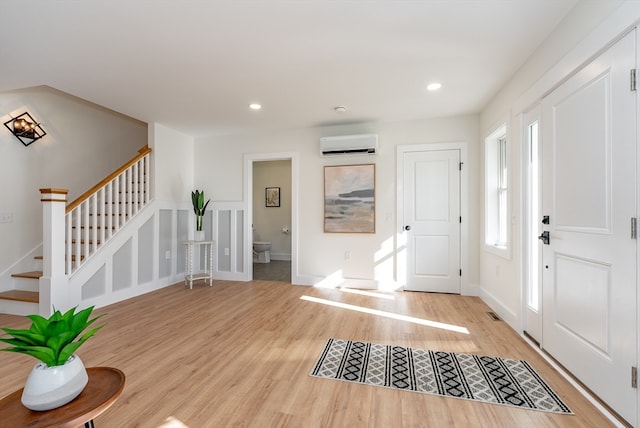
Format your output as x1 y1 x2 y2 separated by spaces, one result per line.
184 240 215 289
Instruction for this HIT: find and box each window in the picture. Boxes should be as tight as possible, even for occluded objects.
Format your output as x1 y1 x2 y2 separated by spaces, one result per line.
527 119 540 310
485 124 510 258
497 136 507 245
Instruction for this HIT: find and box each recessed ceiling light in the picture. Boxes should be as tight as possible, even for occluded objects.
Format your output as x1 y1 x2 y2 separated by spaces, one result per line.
426 82 442 91
249 103 262 110
334 106 348 113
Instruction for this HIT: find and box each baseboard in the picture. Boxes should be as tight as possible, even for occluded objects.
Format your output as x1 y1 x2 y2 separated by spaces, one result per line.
477 287 518 331
337 278 379 289
463 282 480 296
292 274 320 286
298 274 401 291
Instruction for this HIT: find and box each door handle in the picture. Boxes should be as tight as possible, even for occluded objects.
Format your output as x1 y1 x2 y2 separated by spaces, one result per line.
404 225 411 231
538 231 550 245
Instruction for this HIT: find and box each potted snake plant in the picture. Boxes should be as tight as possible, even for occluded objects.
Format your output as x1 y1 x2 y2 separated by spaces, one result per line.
0 306 104 411
191 189 210 241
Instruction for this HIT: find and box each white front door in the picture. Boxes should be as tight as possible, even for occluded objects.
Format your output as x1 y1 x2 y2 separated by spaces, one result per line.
403 149 460 293
541 30 637 424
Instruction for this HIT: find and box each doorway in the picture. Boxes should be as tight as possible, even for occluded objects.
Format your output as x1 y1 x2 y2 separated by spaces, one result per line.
244 152 298 284
252 160 292 282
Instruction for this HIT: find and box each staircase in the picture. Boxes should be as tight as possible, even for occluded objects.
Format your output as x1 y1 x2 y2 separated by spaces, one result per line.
0 146 152 315
9 271 41 300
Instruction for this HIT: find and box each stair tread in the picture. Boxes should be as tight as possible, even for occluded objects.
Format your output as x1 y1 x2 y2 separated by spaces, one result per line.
0 290 39 303
11 271 43 279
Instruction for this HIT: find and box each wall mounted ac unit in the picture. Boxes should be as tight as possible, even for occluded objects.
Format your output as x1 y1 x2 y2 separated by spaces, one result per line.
320 134 378 156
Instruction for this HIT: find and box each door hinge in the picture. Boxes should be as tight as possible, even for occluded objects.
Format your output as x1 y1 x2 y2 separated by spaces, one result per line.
459 216 462 223
459 162 464 171
631 69 637 92
632 366 637 388
459 269 462 277
632 217 637 239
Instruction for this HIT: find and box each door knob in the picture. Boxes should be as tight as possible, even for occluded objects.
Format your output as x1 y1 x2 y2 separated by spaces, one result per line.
404 225 411 231
538 231 550 245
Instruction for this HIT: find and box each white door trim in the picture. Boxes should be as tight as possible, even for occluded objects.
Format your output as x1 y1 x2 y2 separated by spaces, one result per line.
635 25 640 428
244 152 301 284
396 142 470 295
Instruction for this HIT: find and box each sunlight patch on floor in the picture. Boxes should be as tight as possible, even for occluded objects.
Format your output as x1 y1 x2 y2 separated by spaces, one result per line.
338 287 395 300
314 270 345 288
158 417 190 428
300 295 469 334
313 270 403 292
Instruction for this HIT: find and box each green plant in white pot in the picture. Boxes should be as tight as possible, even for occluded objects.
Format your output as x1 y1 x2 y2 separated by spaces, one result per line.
191 189 210 241
0 306 104 411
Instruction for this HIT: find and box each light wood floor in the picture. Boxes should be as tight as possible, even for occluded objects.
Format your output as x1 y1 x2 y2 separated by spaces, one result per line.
0 281 617 427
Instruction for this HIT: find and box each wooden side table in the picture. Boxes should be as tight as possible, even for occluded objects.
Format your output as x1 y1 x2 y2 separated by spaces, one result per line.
184 240 215 289
0 367 125 428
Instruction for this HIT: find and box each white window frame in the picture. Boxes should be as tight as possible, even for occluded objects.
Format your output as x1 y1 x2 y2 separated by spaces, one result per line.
484 124 511 259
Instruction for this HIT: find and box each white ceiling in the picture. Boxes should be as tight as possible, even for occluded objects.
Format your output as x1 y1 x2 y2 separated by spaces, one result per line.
0 0 579 138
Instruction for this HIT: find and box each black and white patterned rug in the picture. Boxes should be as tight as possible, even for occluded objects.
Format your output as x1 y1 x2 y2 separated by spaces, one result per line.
310 338 572 414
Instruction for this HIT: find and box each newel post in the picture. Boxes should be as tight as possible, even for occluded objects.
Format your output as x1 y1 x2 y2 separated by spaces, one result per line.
39 188 69 316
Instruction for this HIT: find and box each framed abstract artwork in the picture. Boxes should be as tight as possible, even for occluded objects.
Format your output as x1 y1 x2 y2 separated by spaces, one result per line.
324 164 375 233
265 187 280 207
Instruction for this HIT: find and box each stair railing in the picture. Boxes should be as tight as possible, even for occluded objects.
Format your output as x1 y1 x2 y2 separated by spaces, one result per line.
64 146 152 274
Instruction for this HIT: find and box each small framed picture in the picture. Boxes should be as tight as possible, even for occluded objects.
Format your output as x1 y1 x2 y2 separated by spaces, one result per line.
265 187 280 207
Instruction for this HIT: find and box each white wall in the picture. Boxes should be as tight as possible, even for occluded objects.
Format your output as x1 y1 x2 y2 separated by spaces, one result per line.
0 86 147 275
150 123 194 205
195 114 480 288
478 0 639 326
253 160 292 260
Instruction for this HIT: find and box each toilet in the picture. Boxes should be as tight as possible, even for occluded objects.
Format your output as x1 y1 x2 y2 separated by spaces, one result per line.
253 241 271 263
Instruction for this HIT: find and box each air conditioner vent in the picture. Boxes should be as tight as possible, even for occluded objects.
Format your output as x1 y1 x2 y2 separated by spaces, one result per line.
320 134 378 156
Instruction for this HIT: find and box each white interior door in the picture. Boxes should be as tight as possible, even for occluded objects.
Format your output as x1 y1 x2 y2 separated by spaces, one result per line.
541 30 637 424
403 149 460 293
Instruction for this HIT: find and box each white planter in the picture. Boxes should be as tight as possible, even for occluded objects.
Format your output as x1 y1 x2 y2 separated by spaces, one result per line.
21 354 88 411
194 230 205 241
